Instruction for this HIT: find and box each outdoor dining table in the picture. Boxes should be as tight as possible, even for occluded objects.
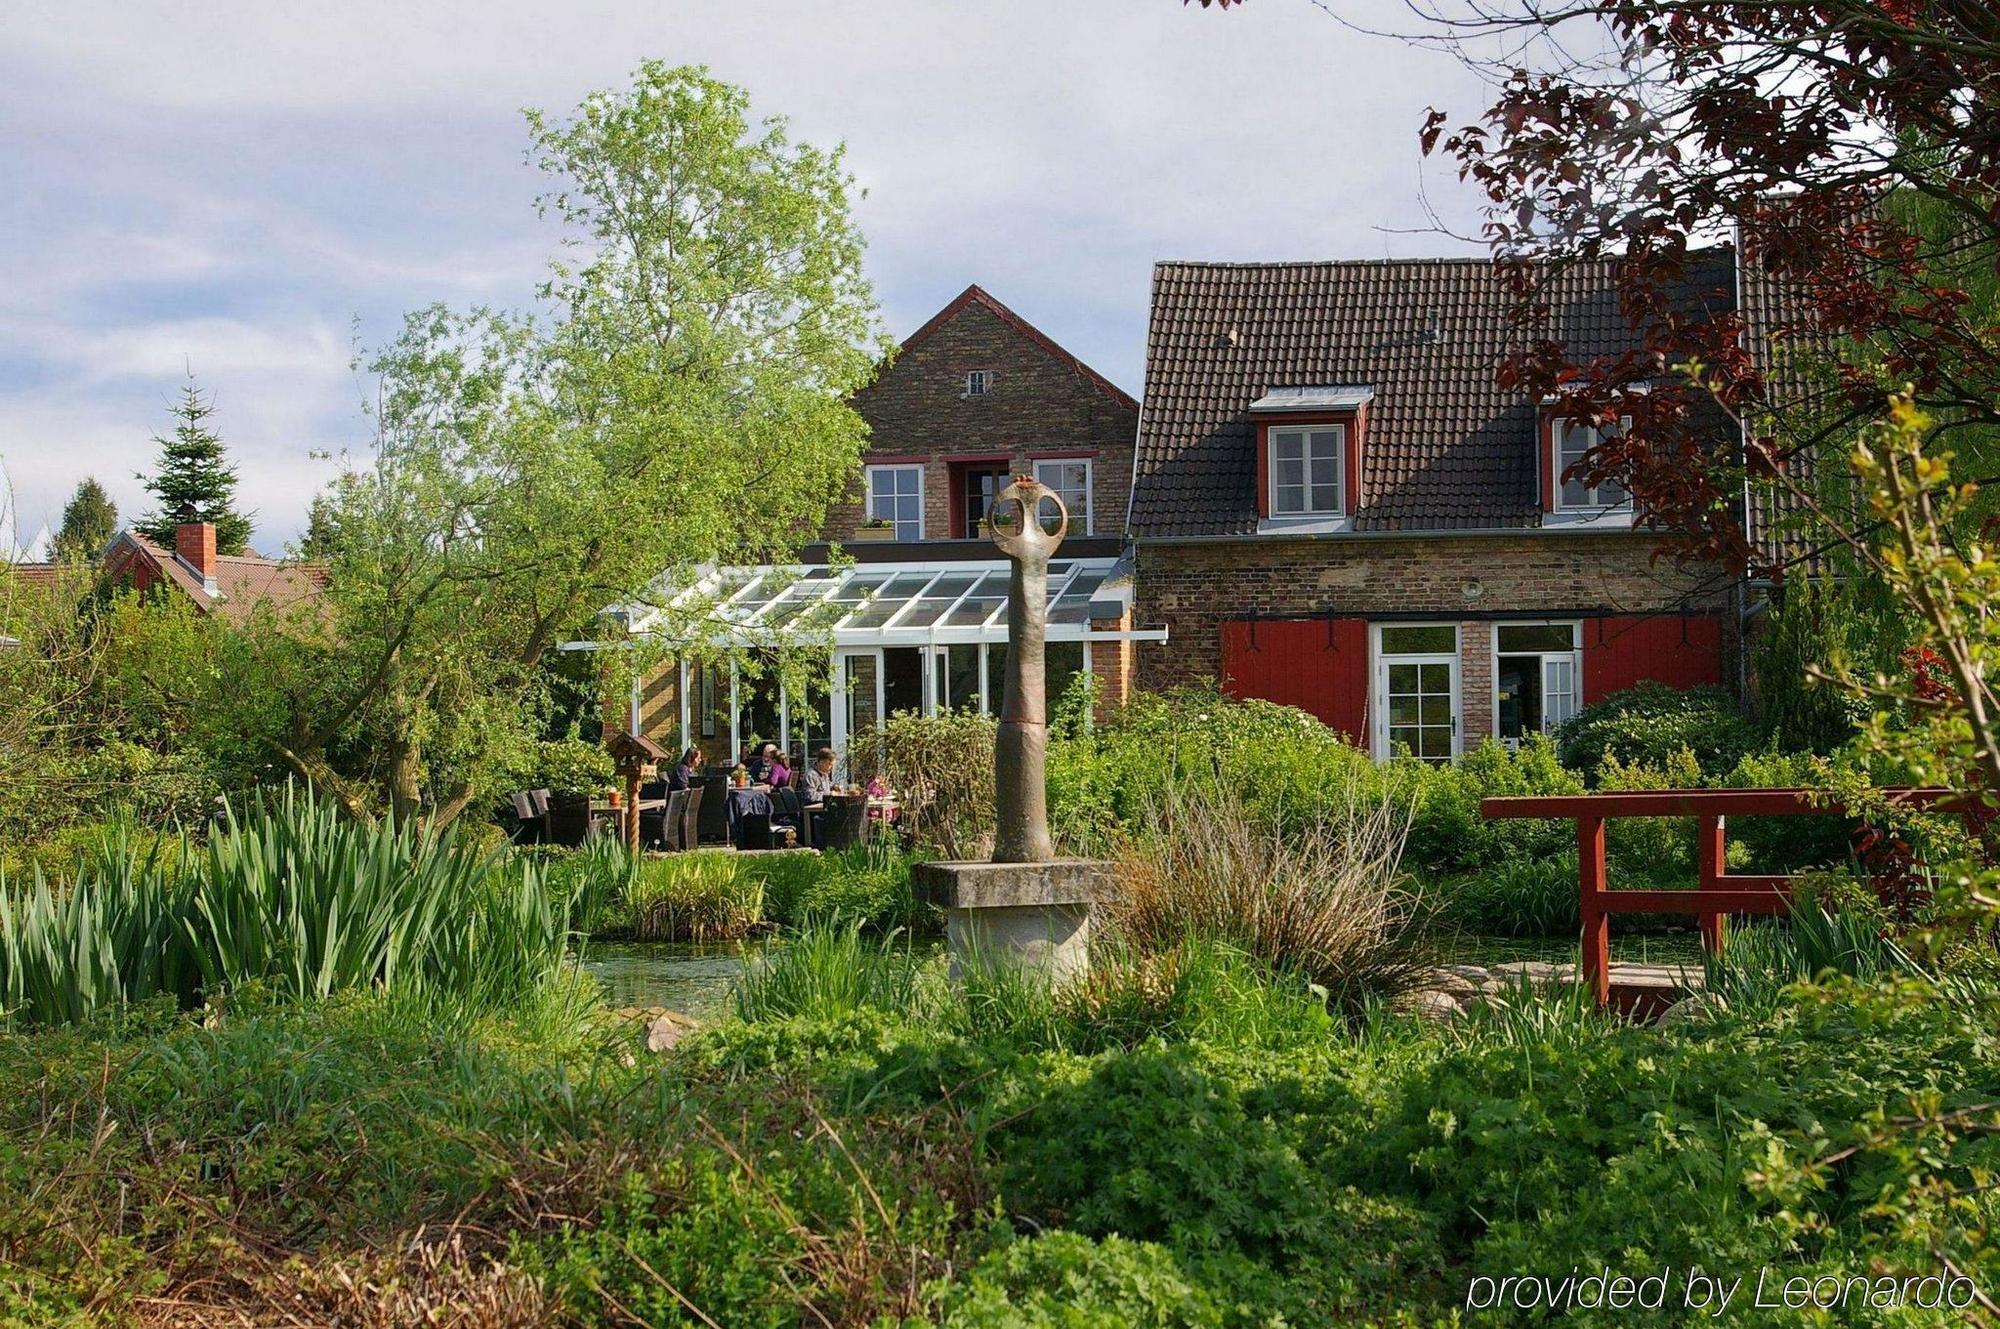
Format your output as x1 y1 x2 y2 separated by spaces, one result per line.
724 785 774 847
587 797 665 835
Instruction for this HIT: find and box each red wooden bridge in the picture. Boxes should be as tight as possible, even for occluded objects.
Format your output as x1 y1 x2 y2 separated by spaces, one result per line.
1479 788 1960 1008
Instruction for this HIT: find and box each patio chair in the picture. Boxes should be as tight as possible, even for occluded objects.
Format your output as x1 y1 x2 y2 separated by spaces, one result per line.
818 795 866 852
695 774 730 843
680 783 704 852
772 788 805 845
740 812 777 851
545 793 591 848
507 790 545 844
665 788 691 850
640 788 686 850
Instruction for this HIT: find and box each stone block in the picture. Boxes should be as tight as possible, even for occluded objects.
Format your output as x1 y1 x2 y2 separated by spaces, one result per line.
913 859 1110 985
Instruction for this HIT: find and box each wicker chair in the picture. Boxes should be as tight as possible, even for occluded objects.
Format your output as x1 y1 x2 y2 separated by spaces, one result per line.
817 795 867 852
694 775 730 843
680 784 704 852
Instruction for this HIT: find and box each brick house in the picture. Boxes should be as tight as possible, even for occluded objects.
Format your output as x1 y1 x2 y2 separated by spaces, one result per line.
1123 253 1743 759
625 285 1156 760
7 522 326 626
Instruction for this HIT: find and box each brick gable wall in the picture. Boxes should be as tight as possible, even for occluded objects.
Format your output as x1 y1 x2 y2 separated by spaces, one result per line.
825 301 1138 544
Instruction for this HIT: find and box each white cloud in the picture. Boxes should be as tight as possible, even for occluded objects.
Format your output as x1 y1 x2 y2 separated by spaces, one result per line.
0 0 1498 547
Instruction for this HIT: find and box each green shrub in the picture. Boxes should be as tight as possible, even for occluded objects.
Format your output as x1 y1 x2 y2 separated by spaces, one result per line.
1556 681 1758 777
938 1232 1227 1329
1402 736 1583 876
1052 691 1584 884
849 708 995 858
789 841 926 931
1438 850 1581 937
519 735 614 797
1717 749 1855 874
996 1043 1346 1263
1594 746 1704 881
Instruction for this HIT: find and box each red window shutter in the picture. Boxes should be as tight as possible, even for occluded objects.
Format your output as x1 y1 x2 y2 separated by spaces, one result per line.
1582 614 1724 704
1220 617 1369 748
1254 423 1271 518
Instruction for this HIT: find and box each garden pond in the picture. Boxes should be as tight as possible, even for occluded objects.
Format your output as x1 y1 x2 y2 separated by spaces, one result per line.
575 931 1706 1021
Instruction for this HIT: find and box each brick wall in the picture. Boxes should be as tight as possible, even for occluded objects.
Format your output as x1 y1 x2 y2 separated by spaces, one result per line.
1134 534 1737 739
825 299 1138 544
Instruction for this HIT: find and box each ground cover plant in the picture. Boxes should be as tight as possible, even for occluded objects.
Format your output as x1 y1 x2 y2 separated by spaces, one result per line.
4 914 1996 1325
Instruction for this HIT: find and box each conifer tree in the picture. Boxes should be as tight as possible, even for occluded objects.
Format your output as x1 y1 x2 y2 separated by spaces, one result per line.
135 377 253 554
54 478 117 561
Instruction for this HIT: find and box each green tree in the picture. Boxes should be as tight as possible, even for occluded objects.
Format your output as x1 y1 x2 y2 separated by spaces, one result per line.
295 493 341 561
246 63 886 824
54 478 117 561
135 377 253 555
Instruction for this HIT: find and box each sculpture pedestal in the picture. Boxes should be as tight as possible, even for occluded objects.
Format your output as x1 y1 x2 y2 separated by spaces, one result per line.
912 858 1109 986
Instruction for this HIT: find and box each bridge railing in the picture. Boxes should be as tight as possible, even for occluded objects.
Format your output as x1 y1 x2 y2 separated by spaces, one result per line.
1479 788 1958 1007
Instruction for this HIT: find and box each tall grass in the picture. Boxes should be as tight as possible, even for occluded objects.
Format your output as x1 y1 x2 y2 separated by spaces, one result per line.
1109 779 1429 1014
731 920 926 1023
0 790 570 1025
1703 904 1921 1011
1438 851 1581 937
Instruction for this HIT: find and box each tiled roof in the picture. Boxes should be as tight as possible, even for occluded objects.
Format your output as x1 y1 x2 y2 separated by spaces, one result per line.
112 532 328 624
1738 255 1837 573
1129 251 1739 537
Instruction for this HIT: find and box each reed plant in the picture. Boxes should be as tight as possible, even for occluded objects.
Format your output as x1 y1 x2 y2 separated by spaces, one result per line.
0 790 569 1025
624 854 765 942
730 920 927 1024
1703 903 1922 1011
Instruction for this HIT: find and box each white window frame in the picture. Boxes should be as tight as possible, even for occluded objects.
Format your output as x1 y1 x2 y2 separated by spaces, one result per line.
965 370 990 397
1032 456 1093 536
864 463 925 541
1488 620 1583 746
1550 415 1633 512
1267 424 1345 517
1369 622 1461 762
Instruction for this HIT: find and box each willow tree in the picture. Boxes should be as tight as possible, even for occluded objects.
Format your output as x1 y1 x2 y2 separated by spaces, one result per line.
269 63 887 823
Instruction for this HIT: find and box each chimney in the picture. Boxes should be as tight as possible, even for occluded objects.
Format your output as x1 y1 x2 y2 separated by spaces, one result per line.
174 522 219 593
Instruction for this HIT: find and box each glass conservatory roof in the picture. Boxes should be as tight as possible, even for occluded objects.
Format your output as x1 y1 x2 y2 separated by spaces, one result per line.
626 558 1150 648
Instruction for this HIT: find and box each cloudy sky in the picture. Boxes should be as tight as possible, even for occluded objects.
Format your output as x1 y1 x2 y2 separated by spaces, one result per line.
0 1 1495 553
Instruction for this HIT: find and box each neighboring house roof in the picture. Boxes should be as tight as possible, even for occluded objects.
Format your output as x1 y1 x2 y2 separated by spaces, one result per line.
1738 254 1838 573
104 531 328 624
900 284 1139 411
1128 250 1739 538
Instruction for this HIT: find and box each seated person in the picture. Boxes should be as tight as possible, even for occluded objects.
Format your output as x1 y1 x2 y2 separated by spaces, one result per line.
763 742 790 790
800 747 836 805
743 742 768 783
668 746 700 791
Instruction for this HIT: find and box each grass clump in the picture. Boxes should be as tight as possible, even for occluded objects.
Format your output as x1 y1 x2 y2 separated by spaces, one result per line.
1109 779 1427 1015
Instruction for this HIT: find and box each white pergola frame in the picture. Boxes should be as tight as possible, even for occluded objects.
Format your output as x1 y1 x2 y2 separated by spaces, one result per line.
617 558 1166 762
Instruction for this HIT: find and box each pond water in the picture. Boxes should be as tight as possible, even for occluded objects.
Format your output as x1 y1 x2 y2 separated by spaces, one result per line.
577 941 765 1018
576 932 1706 1021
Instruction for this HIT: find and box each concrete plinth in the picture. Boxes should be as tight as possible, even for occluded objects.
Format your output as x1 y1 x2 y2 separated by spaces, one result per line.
912 858 1110 985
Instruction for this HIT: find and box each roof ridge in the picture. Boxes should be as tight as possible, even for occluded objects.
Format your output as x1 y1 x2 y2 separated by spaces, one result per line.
1153 245 1736 273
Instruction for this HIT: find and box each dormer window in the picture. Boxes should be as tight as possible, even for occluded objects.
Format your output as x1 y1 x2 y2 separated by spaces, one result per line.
1249 385 1371 524
964 370 990 397
1269 426 1344 515
1550 415 1632 510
